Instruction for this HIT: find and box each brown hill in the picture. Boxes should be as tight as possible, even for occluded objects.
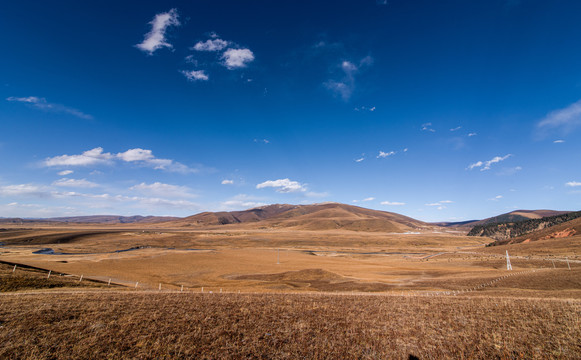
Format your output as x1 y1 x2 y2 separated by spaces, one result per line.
494 216 581 246
169 203 427 232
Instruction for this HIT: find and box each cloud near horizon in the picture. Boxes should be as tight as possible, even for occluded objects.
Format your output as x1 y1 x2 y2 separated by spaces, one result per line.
135 9 180 54
381 201 405 206
256 178 306 193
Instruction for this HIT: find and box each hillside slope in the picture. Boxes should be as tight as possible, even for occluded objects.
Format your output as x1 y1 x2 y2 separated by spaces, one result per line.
168 203 427 232
491 216 581 246
470 211 581 241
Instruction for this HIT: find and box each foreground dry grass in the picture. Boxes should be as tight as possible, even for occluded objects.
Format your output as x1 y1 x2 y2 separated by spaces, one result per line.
1 292 579 359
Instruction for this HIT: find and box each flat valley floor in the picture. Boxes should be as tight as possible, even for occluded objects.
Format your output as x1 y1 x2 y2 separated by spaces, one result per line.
1 225 580 358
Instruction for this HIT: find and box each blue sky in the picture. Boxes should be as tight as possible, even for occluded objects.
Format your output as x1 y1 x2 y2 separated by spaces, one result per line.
1 0 580 221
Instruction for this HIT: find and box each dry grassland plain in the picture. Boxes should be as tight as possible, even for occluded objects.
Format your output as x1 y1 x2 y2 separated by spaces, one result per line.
1 225 580 358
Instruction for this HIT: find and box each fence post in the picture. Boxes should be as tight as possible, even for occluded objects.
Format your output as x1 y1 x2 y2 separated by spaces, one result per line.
47 270 51 279
108 278 111 286
12 264 17 273
79 275 83 282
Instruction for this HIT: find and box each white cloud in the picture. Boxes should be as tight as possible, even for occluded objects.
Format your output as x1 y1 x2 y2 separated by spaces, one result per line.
52 178 99 188
6 96 93 119
354 197 375 203
468 132 477 137
421 123 435 132
220 194 267 210
325 56 373 101
180 70 209 81
554 139 565 143
221 179 234 185
381 201 405 206
565 181 581 187
425 200 453 207
135 9 180 54
467 154 512 171
488 195 503 201
117 148 193 173
44 147 194 173
254 138 270 144
537 99 581 135
355 157 365 162
44 147 114 167
222 48 255 69
450 126 462 131
192 38 229 52
58 170 74 176
0 184 49 198
377 151 396 158
130 182 196 198
256 178 306 193
467 161 483 170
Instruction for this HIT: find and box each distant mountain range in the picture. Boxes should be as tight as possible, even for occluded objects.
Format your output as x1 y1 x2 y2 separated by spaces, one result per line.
0 215 179 224
1 205 578 243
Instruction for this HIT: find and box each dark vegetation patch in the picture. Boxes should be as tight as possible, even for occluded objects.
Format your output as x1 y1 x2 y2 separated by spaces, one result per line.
469 211 581 241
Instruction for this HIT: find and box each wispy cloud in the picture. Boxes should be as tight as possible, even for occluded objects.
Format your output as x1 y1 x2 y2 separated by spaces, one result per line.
135 9 180 54
450 126 462 131
565 181 581 187
425 200 453 210
52 178 99 188
377 151 396 158
353 197 375 203
221 179 234 185
220 194 267 211
381 201 405 206
57 170 74 176
0 184 50 198
467 154 512 171
468 132 477 137
324 56 373 101
256 178 306 193
537 99 581 136
488 195 503 201
355 156 365 163
130 182 196 198
44 147 195 173
554 139 565 143
180 70 209 81
421 123 435 132
354 106 376 112
6 96 93 120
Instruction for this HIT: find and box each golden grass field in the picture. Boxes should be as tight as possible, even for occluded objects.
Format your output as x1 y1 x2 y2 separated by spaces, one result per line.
1 223 580 358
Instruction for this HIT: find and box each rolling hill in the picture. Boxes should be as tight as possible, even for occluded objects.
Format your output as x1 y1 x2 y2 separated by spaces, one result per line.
167 202 429 232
